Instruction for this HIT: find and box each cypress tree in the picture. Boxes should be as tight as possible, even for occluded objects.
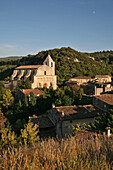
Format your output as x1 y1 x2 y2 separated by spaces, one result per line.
30 91 36 106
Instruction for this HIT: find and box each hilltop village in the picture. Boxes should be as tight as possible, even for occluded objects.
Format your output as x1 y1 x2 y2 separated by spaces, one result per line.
1 47 113 169
1 48 113 139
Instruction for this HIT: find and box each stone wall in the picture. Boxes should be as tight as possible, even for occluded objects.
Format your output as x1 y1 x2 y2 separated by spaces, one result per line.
31 75 57 89
93 97 109 112
62 118 95 137
94 86 103 95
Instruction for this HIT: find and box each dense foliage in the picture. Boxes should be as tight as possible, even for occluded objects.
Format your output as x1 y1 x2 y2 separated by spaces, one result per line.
19 47 113 85
0 58 20 80
0 47 113 85
92 108 113 132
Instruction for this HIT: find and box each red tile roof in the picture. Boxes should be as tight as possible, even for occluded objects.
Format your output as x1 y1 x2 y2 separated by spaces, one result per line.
94 94 113 105
16 65 42 69
20 89 44 95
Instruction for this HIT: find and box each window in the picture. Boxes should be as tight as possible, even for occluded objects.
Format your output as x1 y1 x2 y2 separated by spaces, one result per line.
44 71 46 75
51 62 53 67
104 104 106 108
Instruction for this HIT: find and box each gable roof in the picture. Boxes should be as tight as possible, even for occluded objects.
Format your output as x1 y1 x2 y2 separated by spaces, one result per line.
43 54 53 63
94 94 113 105
16 65 42 69
20 89 44 95
55 105 103 121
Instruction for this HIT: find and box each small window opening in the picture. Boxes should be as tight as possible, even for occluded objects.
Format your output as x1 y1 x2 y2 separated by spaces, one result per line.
51 62 53 67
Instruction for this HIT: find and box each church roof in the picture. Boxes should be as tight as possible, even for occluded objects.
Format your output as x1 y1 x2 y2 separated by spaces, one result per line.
16 65 42 69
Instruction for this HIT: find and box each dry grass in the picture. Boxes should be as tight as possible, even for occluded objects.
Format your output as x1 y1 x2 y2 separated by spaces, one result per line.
0 134 113 170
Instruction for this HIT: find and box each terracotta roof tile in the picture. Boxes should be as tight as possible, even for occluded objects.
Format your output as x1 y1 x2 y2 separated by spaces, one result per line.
20 89 44 95
94 94 113 105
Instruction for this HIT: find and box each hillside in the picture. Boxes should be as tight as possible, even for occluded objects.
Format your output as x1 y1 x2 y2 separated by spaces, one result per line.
0 58 20 81
0 56 22 61
0 47 113 84
20 47 113 85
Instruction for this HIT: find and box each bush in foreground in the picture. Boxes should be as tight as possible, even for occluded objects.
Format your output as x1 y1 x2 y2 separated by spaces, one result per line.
0 134 113 169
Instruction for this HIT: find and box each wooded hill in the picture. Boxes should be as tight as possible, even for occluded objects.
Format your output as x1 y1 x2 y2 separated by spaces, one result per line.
0 47 113 85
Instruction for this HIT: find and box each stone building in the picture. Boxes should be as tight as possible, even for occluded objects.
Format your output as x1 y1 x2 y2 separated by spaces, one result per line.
66 76 91 86
81 82 113 95
10 55 57 90
93 94 113 112
29 114 55 139
46 104 103 138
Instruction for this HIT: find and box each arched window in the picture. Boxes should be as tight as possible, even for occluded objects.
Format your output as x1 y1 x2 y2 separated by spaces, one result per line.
44 71 46 75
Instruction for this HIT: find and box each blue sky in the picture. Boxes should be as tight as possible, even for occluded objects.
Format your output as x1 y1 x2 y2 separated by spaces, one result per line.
0 0 113 57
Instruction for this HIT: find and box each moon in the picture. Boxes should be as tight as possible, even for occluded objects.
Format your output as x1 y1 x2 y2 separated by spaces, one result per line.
93 10 96 14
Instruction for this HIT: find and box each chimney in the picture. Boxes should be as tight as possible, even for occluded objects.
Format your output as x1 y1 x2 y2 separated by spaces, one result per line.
52 103 55 108
105 127 111 137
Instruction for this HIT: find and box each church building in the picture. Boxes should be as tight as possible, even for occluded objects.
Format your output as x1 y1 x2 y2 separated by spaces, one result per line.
11 55 57 90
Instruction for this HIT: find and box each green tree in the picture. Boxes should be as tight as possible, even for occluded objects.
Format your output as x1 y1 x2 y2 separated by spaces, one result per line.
30 91 36 106
2 89 14 109
24 94 29 107
91 109 113 132
17 78 31 89
21 122 39 145
0 121 17 147
0 109 7 131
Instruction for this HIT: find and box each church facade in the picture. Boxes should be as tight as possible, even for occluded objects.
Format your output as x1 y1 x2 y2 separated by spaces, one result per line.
11 55 57 90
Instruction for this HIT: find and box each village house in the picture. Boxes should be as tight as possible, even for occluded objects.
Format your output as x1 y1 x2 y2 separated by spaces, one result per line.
29 93 113 138
10 55 57 90
47 104 105 138
30 104 104 138
93 94 113 112
95 75 111 83
66 75 112 95
81 81 113 95
66 76 91 86
16 89 44 102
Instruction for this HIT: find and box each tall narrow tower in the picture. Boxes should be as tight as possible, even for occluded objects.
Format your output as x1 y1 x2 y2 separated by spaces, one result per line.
43 54 55 75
